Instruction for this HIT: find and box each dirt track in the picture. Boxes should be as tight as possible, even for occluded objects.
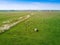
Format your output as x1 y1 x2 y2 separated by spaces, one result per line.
0 15 31 33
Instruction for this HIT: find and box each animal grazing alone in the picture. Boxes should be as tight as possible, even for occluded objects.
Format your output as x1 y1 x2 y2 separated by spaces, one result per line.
34 28 38 32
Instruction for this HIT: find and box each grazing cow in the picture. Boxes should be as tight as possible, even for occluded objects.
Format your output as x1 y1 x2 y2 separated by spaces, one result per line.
34 28 38 32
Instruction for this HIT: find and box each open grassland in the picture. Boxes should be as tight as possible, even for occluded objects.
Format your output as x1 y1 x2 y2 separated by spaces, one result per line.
0 11 60 45
0 12 30 26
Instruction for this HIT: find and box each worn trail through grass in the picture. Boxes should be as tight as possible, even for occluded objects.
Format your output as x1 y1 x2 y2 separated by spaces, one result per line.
0 15 31 33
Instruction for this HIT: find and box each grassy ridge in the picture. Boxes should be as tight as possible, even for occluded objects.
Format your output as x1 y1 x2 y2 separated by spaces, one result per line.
0 12 60 45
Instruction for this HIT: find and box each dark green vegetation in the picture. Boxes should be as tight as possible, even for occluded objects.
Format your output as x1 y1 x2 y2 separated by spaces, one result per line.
0 11 60 45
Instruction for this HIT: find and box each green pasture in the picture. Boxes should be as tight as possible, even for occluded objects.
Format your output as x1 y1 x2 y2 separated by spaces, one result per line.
0 11 60 45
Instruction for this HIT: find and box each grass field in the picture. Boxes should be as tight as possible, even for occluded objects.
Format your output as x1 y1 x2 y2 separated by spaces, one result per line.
0 11 60 45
